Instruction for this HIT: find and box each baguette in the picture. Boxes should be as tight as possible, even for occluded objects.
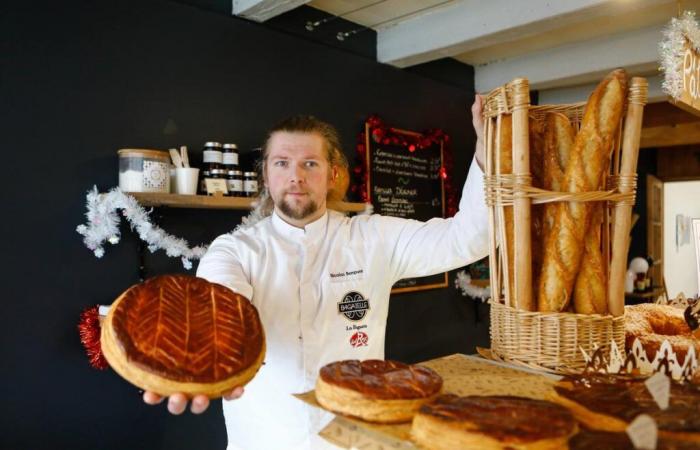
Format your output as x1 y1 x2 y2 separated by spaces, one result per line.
574 203 608 314
542 112 574 234
529 117 545 304
537 69 627 312
497 114 518 308
539 113 575 312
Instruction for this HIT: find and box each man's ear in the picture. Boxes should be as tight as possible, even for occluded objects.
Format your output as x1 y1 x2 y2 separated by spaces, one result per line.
331 165 338 181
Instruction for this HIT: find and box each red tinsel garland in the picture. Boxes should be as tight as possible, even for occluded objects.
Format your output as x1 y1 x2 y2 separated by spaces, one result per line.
77 305 109 370
351 115 457 217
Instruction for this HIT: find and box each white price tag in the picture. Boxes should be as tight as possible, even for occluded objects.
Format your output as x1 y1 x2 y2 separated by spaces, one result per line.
626 414 658 450
644 372 670 410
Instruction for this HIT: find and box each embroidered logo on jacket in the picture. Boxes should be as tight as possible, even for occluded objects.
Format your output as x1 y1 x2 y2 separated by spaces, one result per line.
350 331 368 347
337 291 370 321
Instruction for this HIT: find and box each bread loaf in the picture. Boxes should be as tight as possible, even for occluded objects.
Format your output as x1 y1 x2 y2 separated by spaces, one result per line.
498 115 521 308
542 113 574 230
538 113 574 312
574 203 608 314
537 69 627 312
529 118 545 304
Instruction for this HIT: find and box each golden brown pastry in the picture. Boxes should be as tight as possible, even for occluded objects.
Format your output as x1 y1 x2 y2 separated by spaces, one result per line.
101 275 265 397
315 359 442 423
569 428 700 450
625 304 700 365
551 374 700 443
538 69 627 312
411 394 578 450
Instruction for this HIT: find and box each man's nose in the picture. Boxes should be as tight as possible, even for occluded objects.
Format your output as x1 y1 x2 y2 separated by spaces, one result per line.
289 163 305 183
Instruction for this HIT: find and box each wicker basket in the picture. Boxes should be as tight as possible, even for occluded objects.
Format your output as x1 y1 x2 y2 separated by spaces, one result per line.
483 77 648 372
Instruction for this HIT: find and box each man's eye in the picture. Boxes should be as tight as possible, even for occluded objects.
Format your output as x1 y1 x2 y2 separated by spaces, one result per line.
305 161 318 167
274 160 288 167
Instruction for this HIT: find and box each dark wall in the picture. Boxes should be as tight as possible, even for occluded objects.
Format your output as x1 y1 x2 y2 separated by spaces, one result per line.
1 1 482 449
629 148 658 261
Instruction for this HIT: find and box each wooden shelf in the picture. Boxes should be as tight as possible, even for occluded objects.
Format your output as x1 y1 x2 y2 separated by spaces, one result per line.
124 192 369 213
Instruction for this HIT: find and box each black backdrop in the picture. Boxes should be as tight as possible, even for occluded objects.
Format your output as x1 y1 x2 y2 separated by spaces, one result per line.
1 1 489 448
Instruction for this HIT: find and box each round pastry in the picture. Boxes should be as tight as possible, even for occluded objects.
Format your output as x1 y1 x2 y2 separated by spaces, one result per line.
569 428 700 450
101 275 265 398
684 298 700 339
550 374 700 442
624 304 700 365
315 359 442 423
411 394 577 450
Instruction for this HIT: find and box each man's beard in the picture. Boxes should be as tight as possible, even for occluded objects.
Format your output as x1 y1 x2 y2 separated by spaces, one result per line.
276 195 319 220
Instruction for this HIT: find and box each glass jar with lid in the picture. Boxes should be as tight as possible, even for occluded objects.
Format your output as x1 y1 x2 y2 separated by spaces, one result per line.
202 142 223 171
118 149 170 193
243 171 258 197
222 143 239 171
226 170 243 197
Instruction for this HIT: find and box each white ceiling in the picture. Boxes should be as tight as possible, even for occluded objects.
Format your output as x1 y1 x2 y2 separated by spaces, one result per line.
234 0 700 103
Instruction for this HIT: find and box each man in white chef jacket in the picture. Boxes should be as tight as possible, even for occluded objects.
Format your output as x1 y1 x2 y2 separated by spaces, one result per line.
143 97 488 450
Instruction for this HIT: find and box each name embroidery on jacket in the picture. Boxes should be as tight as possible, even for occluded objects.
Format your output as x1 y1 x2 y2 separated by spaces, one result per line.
329 268 364 282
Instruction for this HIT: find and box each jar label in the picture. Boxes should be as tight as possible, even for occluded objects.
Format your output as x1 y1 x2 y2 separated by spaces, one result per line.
223 153 239 165
244 180 258 193
227 179 243 192
203 150 223 163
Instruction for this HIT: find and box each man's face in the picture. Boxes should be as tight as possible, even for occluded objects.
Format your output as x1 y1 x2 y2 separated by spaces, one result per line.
265 131 333 227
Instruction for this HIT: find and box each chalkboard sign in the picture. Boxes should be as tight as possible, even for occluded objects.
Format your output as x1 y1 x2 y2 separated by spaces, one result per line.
364 122 447 293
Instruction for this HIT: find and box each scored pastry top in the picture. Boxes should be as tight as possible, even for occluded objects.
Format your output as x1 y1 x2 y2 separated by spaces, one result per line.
319 360 442 399
111 275 264 383
419 394 576 441
555 375 700 432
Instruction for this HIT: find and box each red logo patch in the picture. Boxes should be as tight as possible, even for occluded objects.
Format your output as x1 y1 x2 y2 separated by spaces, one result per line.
350 331 368 347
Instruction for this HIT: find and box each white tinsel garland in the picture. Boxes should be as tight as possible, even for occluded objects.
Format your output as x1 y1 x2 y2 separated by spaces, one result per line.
660 10 700 99
76 186 208 269
454 270 491 302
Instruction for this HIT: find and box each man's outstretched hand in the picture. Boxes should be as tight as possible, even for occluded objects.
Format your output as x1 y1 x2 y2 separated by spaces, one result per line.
143 387 244 415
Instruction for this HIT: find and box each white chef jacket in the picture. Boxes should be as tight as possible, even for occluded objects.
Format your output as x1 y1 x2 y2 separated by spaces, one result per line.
196 157 488 450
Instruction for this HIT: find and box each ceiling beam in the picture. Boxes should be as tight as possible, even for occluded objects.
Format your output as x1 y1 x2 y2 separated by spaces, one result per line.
642 100 700 128
232 0 309 22
474 25 662 93
641 122 700 148
376 0 673 68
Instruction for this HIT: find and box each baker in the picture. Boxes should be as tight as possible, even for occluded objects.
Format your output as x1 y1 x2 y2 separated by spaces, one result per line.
143 98 489 450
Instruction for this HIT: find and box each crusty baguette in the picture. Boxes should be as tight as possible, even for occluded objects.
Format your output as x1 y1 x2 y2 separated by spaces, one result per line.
542 113 574 229
574 203 608 314
500 115 545 311
498 114 520 308
529 117 545 304
539 113 575 312
538 69 627 312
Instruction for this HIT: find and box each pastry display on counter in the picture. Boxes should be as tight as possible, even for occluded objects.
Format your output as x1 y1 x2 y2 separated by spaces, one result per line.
314 359 442 423
411 394 577 450
101 274 265 397
684 298 700 339
626 303 700 364
550 374 700 443
569 428 700 450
